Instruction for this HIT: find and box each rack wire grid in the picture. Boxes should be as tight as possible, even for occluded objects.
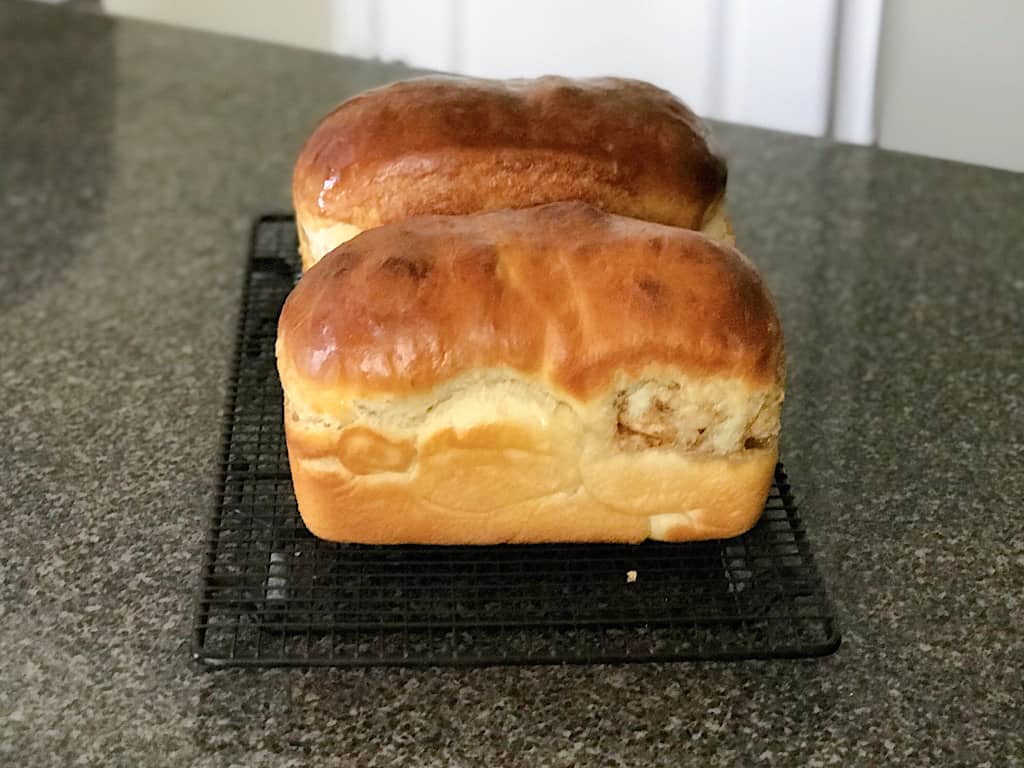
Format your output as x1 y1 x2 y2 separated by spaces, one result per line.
192 214 841 668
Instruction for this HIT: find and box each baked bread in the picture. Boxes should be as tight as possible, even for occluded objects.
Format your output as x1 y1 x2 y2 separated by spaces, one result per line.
276 202 783 545
292 75 733 270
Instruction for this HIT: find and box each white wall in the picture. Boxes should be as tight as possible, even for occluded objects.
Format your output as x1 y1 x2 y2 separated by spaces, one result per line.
876 0 1024 172
714 0 838 137
358 0 846 137
455 0 719 116
99 0 854 138
99 0 881 142
93 0 1024 169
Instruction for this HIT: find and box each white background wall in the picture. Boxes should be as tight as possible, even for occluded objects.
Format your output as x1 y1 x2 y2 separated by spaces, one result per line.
343 0 851 138
876 0 1024 172
98 0 1024 171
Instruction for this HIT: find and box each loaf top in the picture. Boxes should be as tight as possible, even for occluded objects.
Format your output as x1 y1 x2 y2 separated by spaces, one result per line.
292 75 728 232
277 203 782 417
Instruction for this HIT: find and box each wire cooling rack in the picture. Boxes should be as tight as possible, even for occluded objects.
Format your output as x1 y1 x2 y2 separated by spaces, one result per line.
192 215 841 668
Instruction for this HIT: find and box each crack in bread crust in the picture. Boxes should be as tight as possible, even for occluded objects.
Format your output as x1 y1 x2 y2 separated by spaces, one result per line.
285 368 780 468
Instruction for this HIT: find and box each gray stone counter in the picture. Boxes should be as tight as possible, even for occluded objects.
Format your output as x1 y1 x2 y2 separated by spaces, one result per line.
1 2 1022 765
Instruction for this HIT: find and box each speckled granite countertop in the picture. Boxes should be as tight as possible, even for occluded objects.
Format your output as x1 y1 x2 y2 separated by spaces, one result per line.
2 2 1022 766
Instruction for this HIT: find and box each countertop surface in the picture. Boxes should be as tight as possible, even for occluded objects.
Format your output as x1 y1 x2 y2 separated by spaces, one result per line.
2 2 1022 766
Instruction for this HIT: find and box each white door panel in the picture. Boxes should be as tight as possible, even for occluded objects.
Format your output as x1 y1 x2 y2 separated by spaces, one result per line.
716 0 838 136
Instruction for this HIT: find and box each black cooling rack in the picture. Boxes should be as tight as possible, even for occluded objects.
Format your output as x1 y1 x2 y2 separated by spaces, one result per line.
192 214 841 668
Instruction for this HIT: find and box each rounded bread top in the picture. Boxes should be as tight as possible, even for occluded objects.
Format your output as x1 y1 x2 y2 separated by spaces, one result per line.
292 75 728 232
277 202 783 415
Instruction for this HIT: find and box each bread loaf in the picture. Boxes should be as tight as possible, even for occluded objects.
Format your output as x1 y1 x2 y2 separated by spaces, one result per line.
292 75 732 270
276 202 783 544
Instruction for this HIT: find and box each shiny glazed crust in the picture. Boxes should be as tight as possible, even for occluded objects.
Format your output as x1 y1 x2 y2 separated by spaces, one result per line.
293 75 730 270
276 203 783 544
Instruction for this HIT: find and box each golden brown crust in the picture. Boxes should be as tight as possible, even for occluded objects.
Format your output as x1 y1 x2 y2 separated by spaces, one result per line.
277 202 783 415
292 75 728 265
278 203 783 545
